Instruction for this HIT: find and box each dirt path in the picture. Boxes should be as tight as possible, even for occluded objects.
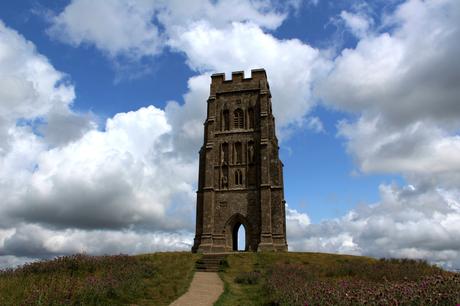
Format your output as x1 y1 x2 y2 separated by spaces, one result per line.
169 272 224 306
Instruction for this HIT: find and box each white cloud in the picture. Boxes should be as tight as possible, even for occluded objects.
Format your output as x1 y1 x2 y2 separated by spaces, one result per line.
169 21 330 132
0 105 197 264
2 0 460 271
165 74 210 160
0 20 76 151
0 223 193 268
340 10 373 38
47 0 287 61
6 106 195 230
157 0 286 31
318 0 460 126
47 0 330 133
304 116 325 133
0 21 196 266
338 117 460 187
47 0 161 59
286 206 311 242
300 0 460 269
291 184 460 269
316 0 460 186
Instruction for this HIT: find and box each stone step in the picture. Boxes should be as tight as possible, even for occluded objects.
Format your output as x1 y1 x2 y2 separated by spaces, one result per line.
195 254 227 273
196 268 220 272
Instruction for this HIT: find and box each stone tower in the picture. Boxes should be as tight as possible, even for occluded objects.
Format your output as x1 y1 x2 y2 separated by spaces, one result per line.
192 69 288 253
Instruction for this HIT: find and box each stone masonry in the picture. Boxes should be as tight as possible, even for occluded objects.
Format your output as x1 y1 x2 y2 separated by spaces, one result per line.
192 69 288 253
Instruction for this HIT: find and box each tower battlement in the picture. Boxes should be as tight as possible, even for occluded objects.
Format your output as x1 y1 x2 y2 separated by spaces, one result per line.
211 69 267 83
210 69 269 95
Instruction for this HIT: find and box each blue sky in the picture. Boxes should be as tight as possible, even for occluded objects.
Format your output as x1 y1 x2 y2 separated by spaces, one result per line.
0 0 459 269
0 0 402 222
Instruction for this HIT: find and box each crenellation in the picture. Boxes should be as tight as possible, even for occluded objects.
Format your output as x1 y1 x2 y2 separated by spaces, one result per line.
231 71 244 82
210 69 270 95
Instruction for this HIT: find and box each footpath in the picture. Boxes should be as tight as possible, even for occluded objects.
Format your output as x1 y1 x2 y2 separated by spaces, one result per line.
169 272 224 306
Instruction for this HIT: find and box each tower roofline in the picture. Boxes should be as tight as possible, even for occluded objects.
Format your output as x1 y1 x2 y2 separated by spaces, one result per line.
211 69 267 85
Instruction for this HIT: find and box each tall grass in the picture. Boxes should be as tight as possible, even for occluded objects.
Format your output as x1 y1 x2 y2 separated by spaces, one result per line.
216 252 460 306
0 252 198 306
265 259 460 305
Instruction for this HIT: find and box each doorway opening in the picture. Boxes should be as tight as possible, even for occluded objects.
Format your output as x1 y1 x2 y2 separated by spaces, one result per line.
232 223 247 251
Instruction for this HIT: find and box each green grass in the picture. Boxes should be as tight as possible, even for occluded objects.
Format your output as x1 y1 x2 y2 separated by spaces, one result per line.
1 252 458 305
135 252 199 306
214 252 375 306
0 252 199 306
215 252 460 306
215 253 265 306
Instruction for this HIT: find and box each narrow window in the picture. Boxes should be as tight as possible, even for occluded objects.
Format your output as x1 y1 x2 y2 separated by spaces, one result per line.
235 142 242 164
234 169 243 185
234 109 244 129
221 143 229 164
223 110 229 131
248 141 254 163
221 165 228 189
248 108 254 129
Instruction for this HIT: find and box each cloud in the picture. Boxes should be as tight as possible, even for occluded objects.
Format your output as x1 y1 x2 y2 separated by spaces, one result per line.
47 0 287 61
0 20 76 151
0 223 193 267
0 21 196 266
47 0 161 59
164 74 210 161
157 0 286 31
290 184 460 269
47 0 330 133
286 206 311 242
316 0 460 186
3 105 197 232
304 116 325 133
296 0 460 269
39 109 96 147
2 0 460 271
338 117 460 187
318 0 460 126
340 10 373 38
168 21 330 132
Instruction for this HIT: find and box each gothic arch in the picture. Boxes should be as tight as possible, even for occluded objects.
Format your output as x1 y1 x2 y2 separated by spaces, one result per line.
234 169 243 186
224 213 251 251
233 108 244 129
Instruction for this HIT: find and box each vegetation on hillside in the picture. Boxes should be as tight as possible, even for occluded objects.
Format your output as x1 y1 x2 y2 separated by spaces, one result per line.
216 252 460 306
0 252 199 306
1 251 459 305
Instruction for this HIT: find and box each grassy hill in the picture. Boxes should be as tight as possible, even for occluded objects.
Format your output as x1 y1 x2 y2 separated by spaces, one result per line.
0 252 199 306
216 252 460 305
0 252 458 305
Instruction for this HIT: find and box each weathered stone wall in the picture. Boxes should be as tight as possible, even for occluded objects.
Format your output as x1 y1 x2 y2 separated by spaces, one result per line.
192 69 288 253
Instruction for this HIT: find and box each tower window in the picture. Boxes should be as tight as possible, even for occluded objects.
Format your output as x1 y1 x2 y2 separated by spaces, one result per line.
234 109 244 129
248 108 254 129
248 141 254 163
235 142 242 164
223 109 230 131
234 169 243 186
221 143 229 164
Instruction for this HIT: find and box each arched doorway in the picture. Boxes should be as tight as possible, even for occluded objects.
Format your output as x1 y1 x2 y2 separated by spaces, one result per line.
232 223 247 251
225 213 251 252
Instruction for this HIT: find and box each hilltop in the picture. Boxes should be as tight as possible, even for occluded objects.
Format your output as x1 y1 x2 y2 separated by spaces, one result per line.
0 252 458 305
